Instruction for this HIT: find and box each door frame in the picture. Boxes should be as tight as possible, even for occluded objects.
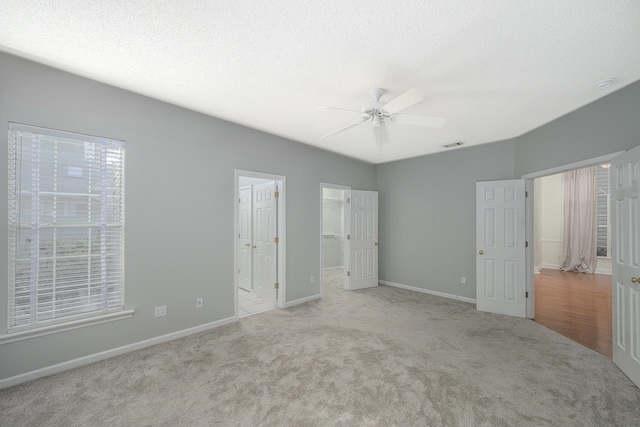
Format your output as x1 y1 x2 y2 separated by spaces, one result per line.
237 185 252 292
521 150 625 319
320 182 351 297
234 169 287 319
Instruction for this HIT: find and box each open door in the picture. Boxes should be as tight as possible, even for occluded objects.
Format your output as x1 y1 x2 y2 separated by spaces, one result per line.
612 145 640 388
252 181 277 304
476 180 527 317
348 190 378 290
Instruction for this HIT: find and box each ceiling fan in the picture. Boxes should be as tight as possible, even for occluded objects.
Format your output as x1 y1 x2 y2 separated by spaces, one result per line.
319 88 447 147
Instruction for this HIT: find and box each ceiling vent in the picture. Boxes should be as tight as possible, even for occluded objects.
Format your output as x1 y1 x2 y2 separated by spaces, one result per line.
443 141 464 148
594 79 616 89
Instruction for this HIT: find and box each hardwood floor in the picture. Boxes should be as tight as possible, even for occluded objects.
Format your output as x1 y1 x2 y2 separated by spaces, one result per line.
534 269 612 358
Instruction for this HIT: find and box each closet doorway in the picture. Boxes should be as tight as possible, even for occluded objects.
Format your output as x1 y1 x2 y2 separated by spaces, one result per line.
234 170 286 318
321 183 350 295
533 162 613 357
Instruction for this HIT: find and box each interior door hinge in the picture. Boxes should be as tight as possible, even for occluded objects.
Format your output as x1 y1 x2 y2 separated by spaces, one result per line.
238 269 240 274
526 291 529 298
238 233 240 239
274 237 279 244
347 198 350 203
346 271 350 277
525 241 528 247
274 191 279 198
346 234 351 240
274 282 279 289
525 191 528 197
238 198 241 203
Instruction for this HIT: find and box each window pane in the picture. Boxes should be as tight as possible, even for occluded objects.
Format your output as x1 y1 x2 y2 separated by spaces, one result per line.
596 164 611 257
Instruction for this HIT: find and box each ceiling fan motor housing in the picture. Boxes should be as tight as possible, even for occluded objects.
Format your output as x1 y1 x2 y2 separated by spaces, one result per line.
361 88 393 126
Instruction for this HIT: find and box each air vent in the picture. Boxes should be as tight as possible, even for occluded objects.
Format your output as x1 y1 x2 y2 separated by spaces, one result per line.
594 79 616 89
443 141 464 148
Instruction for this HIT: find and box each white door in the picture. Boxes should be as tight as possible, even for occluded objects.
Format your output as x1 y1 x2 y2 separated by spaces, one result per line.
349 190 378 290
476 180 527 317
238 186 253 291
253 181 276 304
612 145 640 388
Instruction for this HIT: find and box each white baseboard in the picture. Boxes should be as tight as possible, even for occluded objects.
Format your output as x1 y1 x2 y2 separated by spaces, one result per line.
379 280 476 304
0 315 236 390
285 294 322 308
540 264 612 276
540 263 561 270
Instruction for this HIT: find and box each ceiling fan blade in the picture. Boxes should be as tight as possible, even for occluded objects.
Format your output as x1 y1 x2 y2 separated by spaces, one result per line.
373 121 389 148
318 106 363 114
392 114 447 128
320 120 366 139
381 88 426 114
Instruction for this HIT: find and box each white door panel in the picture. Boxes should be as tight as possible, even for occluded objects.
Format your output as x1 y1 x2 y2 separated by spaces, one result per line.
253 182 276 304
238 186 252 291
476 180 527 318
349 190 378 290
612 144 640 388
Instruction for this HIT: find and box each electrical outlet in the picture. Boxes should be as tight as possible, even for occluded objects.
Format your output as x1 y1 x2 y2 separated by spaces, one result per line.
196 297 203 308
310 275 315 284
461 277 467 285
154 305 167 317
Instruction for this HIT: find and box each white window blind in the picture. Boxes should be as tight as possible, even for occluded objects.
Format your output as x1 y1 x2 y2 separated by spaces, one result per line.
8 123 125 332
596 164 611 258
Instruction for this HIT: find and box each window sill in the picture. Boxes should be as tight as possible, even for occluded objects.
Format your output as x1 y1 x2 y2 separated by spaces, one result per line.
0 309 134 345
597 256 612 260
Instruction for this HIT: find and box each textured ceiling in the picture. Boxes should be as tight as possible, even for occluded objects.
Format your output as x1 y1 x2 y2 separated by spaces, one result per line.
1 1 640 164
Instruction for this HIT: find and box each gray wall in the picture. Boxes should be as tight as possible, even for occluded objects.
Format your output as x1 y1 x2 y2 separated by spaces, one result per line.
376 141 516 299
0 53 376 380
515 81 640 176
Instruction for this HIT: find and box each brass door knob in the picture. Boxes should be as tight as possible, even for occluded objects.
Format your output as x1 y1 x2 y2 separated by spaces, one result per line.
252 245 257 249
374 242 379 246
245 243 251 247
478 250 484 255
632 277 639 283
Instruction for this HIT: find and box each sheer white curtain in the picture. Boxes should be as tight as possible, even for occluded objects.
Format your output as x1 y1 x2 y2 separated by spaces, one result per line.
561 166 598 273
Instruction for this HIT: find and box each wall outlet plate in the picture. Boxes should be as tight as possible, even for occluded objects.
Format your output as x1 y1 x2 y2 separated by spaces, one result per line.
310 275 315 284
461 277 467 285
196 297 203 308
155 306 167 317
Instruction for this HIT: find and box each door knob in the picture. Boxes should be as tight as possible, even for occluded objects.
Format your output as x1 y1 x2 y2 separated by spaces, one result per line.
374 242 379 246
632 277 640 283
252 245 257 249
245 243 250 247
478 250 484 255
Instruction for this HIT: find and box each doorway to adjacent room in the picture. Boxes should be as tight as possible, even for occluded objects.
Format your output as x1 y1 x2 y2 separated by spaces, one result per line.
234 170 286 318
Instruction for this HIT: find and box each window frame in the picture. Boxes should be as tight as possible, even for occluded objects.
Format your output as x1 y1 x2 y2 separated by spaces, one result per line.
5 123 128 338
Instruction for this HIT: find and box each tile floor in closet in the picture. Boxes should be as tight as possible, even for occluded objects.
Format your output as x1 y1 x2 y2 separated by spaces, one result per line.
239 288 274 317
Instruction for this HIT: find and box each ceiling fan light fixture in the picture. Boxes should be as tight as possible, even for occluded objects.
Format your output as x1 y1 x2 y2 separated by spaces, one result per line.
372 115 382 128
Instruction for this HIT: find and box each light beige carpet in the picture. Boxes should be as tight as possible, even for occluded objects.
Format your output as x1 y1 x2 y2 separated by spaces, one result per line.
1 270 639 426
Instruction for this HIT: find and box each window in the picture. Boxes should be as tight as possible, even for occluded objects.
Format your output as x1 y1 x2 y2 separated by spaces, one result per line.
7 123 125 332
596 163 611 258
